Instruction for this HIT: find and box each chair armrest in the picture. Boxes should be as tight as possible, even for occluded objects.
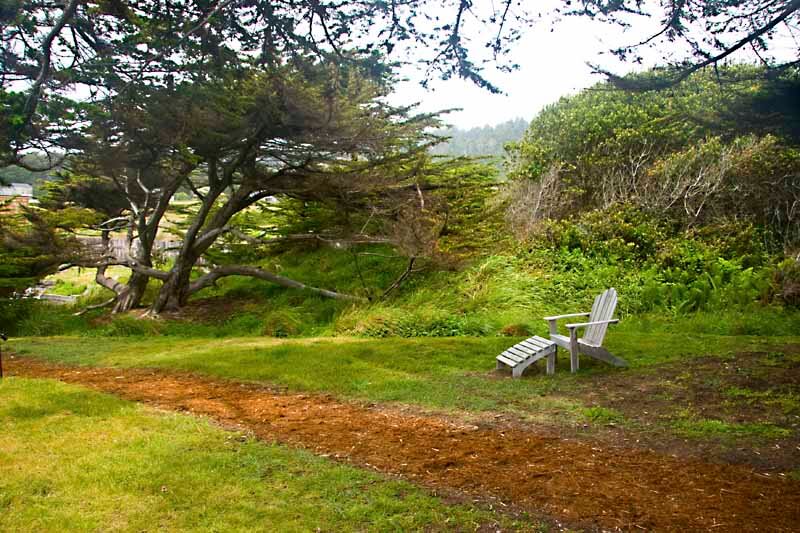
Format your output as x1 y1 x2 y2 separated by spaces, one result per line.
566 319 619 330
542 312 590 321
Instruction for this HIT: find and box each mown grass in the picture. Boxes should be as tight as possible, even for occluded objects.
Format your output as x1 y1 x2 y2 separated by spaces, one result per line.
0 377 534 532
10 332 798 424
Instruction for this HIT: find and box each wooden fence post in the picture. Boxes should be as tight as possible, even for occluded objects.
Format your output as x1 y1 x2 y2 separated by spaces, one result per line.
0 332 7 378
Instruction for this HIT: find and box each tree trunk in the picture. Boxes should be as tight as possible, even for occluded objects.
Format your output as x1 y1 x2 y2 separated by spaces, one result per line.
148 179 237 314
91 225 157 313
111 271 149 313
149 258 194 314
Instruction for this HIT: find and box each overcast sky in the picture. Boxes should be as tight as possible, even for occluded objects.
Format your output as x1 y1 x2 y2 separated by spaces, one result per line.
388 7 797 130
386 14 661 130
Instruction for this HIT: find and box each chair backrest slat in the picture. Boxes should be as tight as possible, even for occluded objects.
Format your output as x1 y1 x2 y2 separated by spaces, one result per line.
585 288 617 345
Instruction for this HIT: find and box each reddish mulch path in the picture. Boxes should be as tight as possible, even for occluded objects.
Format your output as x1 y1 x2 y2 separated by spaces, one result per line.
8 356 800 532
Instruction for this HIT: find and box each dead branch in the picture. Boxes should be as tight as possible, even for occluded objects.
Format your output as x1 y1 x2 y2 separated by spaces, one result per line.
73 296 117 316
381 256 417 299
186 265 367 301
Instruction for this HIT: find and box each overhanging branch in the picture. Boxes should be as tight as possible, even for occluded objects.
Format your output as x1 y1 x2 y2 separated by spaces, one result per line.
64 258 171 280
187 265 367 301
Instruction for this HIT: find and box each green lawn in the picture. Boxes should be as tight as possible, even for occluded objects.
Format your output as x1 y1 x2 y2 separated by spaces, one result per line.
0 377 532 532
9 332 798 421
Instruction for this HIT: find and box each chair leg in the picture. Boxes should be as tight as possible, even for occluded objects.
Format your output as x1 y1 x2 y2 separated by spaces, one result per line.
546 347 556 375
569 329 579 373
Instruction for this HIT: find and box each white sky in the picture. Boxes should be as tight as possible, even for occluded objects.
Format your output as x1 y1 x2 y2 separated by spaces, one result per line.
388 8 799 129
388 14 662 129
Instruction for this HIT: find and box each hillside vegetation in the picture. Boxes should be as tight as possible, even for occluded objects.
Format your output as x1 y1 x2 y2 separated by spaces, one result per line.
3 66 799 339
505 66 800 246
430 118 528 158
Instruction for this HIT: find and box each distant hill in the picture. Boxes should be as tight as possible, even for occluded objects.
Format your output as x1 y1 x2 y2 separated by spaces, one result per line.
0 154 61 195
431 118 528 158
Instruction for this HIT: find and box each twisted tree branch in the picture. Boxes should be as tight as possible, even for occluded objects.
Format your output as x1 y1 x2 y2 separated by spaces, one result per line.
187 265 366 301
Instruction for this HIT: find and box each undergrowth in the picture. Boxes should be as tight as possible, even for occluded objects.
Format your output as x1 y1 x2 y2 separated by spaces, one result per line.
4 205 799 339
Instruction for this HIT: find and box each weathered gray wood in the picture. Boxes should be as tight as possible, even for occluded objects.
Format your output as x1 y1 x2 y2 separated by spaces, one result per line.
546 312 590 336
520 337 548 348
514 346 554 375
507 345 532 358
543 288 627 372
496 336 556 378
584 291 606 345
496 354 518 367
512 343 536 355
520 338 549 350
566 319 619 347
565 319 619 329
569 327 579 373
546 348 556 375
549 333 570 349
512 349 551 378
578 342 628 367
586 288 616 345
542 312 591 321
500 350 524 363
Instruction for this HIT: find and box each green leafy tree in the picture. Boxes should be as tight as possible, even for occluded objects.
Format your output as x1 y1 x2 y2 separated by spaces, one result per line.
0 206 96 296
58 60 460 313
1 0 538 164
506 66 800 246
5 0 797 164
431 118 528 158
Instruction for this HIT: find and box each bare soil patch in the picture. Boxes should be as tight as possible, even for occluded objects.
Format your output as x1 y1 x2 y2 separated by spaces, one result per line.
8 356 800 532
157 296 258 323
560 347 800 472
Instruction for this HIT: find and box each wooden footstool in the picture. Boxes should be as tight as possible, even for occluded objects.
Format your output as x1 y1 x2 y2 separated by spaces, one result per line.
496 336 557 377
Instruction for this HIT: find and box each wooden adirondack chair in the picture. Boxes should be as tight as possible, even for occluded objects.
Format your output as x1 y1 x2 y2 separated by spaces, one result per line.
543 288 627 373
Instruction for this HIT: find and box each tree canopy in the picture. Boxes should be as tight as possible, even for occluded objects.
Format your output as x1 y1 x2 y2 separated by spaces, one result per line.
431 118 528 158
506 66 800 246
3 0 799 165
0 0 531 164
3 1 799 312
570 0 800 87
40 58 472 314
0 205 94 295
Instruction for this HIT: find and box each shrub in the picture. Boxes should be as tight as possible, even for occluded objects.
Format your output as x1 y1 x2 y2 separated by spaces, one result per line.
87 316 165 337
540 205 666 263
262 309 303 337
10 301 89 336
770 258 800 308
500 323 531 337
0 298 35 336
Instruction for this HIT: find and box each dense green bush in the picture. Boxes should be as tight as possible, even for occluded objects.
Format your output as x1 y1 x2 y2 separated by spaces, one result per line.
86 316 165 337
540 204 667 262
0 299 35 336
7 205 798 340
506 67 800 247
528 205 784 314
770 258 800 308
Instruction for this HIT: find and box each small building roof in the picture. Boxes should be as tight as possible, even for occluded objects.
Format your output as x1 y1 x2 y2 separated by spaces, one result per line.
0 183 33 197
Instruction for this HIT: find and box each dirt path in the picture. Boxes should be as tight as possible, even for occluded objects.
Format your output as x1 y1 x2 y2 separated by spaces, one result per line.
8 356 800 532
